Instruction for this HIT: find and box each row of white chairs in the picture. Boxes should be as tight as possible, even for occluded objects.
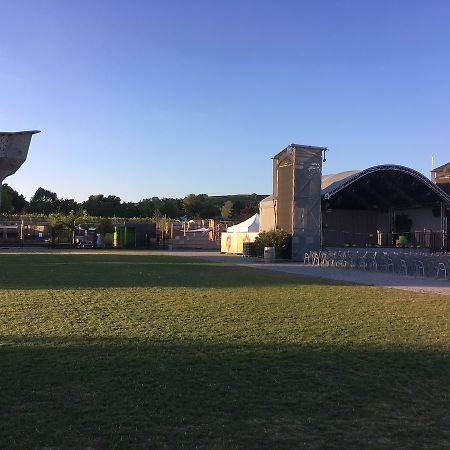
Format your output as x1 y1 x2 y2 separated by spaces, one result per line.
304 250 450 280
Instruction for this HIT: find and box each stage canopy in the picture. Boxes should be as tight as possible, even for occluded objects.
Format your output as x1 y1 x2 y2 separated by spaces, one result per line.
322 165 450 210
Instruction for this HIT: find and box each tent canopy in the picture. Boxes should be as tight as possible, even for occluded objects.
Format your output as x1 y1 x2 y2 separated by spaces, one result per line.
227 213 260 233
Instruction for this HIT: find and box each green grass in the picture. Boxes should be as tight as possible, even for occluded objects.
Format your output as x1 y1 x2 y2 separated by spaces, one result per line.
0 252 449 449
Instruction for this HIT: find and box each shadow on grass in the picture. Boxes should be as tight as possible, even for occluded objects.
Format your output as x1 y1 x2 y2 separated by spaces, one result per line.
1 335 449 449
0 253 350 289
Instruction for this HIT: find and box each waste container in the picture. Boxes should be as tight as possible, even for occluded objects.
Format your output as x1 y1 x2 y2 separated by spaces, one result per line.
264 246 275 263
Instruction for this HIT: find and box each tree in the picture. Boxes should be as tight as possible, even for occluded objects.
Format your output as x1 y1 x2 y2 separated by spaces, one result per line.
138 198 157 217
183 194 219 219
183 194 200 218
96 217 115 248
118 202 140 218
83 194 121 217
223 194 262 222
59 198 80 214
64 210 91 246
137 197 183 219
237 204 258 222
159 198 183 218
47 213 66 246
29 187 59 214
97 218 115 236
47 211 90 247
0 184 28 213
221 201 233 219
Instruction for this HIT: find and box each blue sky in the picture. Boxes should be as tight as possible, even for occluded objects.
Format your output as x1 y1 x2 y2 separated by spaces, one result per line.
1 0 449 201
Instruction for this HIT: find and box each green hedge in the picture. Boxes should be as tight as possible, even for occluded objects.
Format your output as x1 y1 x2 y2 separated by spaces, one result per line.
254 230 292 259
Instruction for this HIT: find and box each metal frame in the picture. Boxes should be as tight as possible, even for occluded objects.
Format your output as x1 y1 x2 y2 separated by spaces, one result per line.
291 146 324 260
322 164 450 252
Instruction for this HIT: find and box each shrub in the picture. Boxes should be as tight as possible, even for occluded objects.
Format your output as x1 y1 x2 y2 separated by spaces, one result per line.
97 218 115 236
254 230 292 259
104 233 114 248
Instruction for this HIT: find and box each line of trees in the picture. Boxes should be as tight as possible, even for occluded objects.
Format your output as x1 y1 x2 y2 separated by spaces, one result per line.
46 212 116 247
0 185 264 221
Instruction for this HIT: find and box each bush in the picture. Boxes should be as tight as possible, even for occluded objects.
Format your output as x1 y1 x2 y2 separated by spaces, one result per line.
254 230 292 259
104 233 114 248
97 218 115 236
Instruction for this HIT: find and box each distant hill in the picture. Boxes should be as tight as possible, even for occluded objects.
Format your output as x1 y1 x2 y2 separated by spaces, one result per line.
210 194 268 206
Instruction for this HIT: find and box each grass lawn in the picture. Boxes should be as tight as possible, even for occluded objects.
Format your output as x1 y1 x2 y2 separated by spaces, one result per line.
0 252 449 449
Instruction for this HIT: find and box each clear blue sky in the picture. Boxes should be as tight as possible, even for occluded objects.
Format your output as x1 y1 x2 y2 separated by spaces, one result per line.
1 0 449 202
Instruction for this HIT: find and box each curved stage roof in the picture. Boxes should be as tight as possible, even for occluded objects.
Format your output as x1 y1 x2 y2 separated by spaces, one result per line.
261 165 450 210
322 165 450 210
321 171 360 192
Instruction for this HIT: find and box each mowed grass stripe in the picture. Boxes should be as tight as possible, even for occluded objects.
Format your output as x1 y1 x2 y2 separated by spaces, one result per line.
0 253 449 449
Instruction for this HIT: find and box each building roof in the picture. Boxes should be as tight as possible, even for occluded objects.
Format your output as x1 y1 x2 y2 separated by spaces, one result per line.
322 165 450 208
272 144 328 160
431 162 450 172
321 171 360 192
259 195 274 205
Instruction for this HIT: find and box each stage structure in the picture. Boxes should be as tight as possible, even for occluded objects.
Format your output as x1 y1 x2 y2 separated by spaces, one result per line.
260 146 450 255
0 130 40 209
321 165 450 252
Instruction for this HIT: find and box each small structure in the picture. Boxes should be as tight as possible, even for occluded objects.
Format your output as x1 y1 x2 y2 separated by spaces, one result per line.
113 221 156 248
432 162 450 195
220 213 260 254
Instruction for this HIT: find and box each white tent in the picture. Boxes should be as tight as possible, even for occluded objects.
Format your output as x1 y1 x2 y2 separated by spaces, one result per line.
227 213 260 233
